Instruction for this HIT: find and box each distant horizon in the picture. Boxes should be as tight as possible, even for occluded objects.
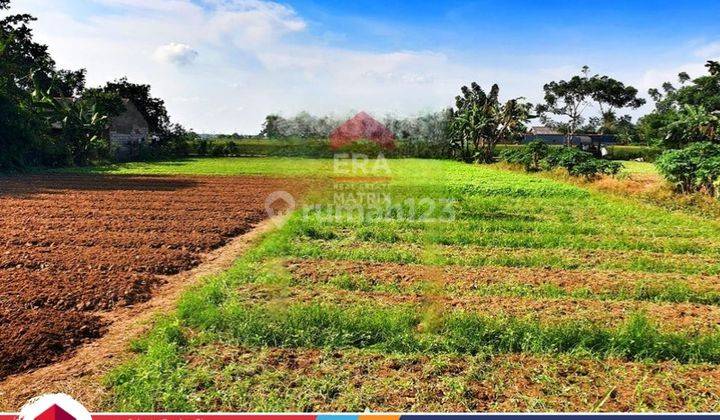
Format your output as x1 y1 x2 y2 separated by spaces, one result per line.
13 0 720 133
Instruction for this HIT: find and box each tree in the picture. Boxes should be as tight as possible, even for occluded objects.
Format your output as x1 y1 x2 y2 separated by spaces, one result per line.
587 75 645 133
536 66 593 145
31 80 110 166
537 66 645 143
663 105 720 148
0 0 47 169
448 82 531 163
679 72 691 84
639 61 720 145
260 114 282 138
54 69 87 98
99 78 170 135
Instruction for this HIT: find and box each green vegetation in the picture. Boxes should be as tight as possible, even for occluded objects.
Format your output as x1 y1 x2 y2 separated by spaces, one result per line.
656 142 720 196
58 157 335 176
102 158 720 411
605 145 664 162
0 0 197 170
499 141 622 178
640 61 720 148
536 66 645 143
447 83 531 162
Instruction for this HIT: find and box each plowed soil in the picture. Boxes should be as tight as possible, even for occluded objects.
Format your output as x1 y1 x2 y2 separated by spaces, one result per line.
0 174 301 379
285 259 720 296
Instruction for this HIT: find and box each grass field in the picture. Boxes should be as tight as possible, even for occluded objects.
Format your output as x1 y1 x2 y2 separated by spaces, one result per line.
618 161 659 176
97 157 720 412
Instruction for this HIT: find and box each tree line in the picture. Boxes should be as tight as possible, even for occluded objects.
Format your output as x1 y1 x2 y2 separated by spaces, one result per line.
259 62 719 159
0 0 197 171
3 0 720 190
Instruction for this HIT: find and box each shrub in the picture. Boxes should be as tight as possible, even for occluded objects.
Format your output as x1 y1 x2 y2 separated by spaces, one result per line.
499 143 622 179
605 145 663 162
498 141 550 171
544 147 622 179
655 142 720 197
209 142 227 157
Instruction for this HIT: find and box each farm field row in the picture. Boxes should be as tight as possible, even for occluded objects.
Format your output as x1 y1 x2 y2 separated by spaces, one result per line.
0 173 303 380
98 158 720 412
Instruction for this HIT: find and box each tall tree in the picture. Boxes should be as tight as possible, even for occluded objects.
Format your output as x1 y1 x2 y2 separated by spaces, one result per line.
98 77 170 136
449 82 531 163
638 61 720 146
537 66 644 143
588 75 645 133
536 66 593 145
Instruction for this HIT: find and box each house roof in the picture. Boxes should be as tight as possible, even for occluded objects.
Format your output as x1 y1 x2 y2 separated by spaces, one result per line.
109 99 149 134
530 126 561 135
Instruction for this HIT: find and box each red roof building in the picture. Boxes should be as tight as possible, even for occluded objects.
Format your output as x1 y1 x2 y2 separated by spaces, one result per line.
329 112 395 150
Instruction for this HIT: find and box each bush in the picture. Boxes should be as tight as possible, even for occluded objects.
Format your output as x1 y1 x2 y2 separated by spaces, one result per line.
655 142 720 197
499 142 622 179
546 147 622 178
498 141 550 171
209 142 227 157
605 145 663 162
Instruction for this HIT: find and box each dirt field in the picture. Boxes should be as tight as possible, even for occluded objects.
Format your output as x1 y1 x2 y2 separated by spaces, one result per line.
0 174 300 379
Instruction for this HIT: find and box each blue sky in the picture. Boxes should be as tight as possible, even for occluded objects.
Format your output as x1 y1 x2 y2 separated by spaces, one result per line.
289 0 720 51
13 0 720 133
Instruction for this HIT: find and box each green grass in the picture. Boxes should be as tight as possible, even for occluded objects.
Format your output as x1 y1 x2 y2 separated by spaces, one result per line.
619 160 659 176
102 157 720 411
52 157 336 177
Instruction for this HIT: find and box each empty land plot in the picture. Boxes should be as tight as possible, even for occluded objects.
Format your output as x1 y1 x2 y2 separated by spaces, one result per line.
84 158 720 411
0 174 302 379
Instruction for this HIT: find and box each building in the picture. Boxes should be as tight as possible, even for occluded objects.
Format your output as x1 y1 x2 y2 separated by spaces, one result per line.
109 99 150 159
330 112 395 150
522 126 616 152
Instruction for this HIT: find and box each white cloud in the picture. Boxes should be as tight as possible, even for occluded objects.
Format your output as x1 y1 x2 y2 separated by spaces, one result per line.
154 42 199 66
695 41 720 59
13 0 720 133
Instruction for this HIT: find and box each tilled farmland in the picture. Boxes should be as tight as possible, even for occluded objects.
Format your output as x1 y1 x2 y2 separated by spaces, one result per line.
103 159 720 412
0 174 299 379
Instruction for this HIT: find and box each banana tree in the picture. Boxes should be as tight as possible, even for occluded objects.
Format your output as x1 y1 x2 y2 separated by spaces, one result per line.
449 83 530 163
31 73 109 165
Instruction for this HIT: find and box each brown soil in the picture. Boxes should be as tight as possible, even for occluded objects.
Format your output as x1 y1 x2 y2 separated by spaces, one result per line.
0 215 284 411
0 174 302 381
250 259 720 332
235 281 720 333
285 259 720 297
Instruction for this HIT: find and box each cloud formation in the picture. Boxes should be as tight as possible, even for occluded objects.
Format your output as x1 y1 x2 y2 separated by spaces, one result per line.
153 42 198 66
13 0 720 134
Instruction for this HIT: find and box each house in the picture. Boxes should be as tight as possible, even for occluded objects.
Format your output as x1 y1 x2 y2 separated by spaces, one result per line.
522 126 616 152
330 112 396 150
108 99 150 159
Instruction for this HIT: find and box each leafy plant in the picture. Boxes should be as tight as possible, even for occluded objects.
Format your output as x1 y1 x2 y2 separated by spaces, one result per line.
640 61 720 146
546 147 622 179
536 66 644 144
448 83 531 163
498 141 550 171
662 105 720 148
500 142 621 179
31 75 111 166
655 142 720 196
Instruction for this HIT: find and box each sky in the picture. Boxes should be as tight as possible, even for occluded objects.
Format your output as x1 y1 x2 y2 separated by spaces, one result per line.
10 0 720 134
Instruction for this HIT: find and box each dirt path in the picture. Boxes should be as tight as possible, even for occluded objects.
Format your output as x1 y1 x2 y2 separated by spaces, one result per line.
0 216 284 411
